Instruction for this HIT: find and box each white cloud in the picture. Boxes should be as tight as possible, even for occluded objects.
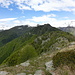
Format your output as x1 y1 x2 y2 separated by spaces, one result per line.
27 14 56 23
9 8 13 11
0 14 75 30
0 18 17 22
22 14 75 27
0 0 75 12
13 20 21 24
15 2 31 10
0 18 17 29
0 0 13 8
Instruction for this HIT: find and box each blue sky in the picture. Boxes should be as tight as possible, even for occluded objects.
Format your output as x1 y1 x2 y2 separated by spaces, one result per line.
0 0 75 29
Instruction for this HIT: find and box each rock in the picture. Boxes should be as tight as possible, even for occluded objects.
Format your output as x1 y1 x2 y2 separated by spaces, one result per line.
20 60 30 67
16 73 26 75
42 38 50 45
28 74 32 75
0 71 9 75
34 70 45 75
45 60 55 75
45 60 54 71
16 65 19 67
70 42 75 45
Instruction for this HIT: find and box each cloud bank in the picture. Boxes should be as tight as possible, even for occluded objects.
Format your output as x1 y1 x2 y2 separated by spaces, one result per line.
0 0 75 12
0 0 75 29
0 14 75 30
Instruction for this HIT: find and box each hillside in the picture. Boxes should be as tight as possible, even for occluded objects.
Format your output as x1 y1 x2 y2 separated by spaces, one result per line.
0 42 75 75
0 24 60 65
0 24 75 75
59 26 75 36
0 24 59 47
0 25 32 47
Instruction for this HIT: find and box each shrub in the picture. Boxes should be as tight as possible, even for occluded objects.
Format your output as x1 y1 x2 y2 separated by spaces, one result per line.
53 50 75 68
4 45 38 66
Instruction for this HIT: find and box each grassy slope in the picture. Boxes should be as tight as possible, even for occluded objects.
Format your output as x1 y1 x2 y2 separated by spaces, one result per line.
0 24 75 67
32 31 75 54
0 42 75 75
3 45 38 66
0 24 59 47
0 25 32 47
2 31 75 66
0 24 60 65
0 34 36 64
53 50 75 68
52 49 75 75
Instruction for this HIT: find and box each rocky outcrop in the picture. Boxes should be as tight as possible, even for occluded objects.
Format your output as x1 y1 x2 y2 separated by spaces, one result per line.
20 60 30 67
34 70 45 75
0 71 9 75
45 60 53 71
45 60 55 75
16 73 26 75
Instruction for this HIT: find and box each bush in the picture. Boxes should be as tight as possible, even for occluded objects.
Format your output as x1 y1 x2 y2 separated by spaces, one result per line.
3 45 38 66
53 50 75 68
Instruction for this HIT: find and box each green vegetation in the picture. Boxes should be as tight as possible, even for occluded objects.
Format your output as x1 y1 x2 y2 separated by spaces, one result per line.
0 24 75 67
53 50 75 68
32 31 75 54
45 71 52 75
0 25 32 47
3 45 37 66
30 24 60 35
0 34 36 64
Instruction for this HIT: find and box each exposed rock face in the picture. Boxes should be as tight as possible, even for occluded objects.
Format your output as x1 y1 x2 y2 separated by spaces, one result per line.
42 38 50 45
34 70 45 75
28 74 32 75
45 60 53 71
70 42 75 45
16 73 26 75
59 26 75 36
20 60 30 67
45 60 55 75
0 71 9 75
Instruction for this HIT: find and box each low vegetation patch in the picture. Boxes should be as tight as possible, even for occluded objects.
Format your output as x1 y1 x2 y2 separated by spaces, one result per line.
53 50 75 68
3 45 38 66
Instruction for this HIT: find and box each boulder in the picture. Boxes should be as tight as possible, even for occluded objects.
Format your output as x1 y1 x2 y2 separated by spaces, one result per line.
20 60 30 67
16 73 26 75
45 60 54 71
34 70 45 75
0 71 9 75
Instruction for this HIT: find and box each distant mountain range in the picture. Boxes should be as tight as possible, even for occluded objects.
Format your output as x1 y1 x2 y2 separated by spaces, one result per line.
59 26 75 36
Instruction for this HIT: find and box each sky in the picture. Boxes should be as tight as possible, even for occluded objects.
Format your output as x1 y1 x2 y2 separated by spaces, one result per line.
0 0 75 29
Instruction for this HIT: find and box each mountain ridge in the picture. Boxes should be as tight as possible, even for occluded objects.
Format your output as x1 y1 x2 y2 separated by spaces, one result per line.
0 24 75 75
59 26 75 36
0 24 75 66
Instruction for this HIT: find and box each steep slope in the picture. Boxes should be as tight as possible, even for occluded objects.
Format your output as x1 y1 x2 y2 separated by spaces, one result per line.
0 24 61 65
0 42 75 75
3 45 38 66
32 31 75 54
0 24 59 47
30 24 60 35
0 25 32 47
0 24 75 67
52 45 75 75
0 33 36 64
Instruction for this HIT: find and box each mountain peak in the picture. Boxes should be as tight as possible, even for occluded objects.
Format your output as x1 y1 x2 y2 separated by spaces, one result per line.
44 23 52 27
